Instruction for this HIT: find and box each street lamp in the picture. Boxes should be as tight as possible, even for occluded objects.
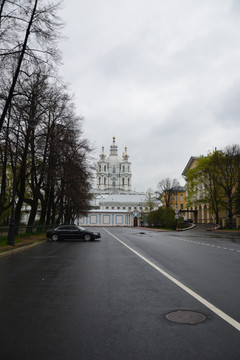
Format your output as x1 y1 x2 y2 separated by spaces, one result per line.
7 118 37 245
175 188 179 230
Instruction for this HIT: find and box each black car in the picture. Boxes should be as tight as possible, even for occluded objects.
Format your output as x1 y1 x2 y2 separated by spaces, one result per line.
46 225 101 242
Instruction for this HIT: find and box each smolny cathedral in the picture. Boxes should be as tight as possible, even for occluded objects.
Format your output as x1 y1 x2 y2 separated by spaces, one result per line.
78 137 160 227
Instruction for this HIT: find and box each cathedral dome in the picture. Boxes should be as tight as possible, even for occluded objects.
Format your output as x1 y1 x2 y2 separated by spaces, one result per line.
106 154 122 167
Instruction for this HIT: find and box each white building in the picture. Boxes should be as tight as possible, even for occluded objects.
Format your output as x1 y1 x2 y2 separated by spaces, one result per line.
77 137 160 227
96 136 132 193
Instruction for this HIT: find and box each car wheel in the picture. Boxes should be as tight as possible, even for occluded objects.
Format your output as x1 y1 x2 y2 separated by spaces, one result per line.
84 234 91 241
52 234 59 241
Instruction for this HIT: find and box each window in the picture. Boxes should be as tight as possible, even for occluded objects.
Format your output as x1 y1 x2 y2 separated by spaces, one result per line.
58 226 70 230
122 178 124 185
123 166 125 172
113 166 116 173
99 177 101 185
104 165 106 172
106 206 109 209
180 194 183 201
99 165 101 171
112 207 114 209
104 177 106 185
129 207 131 210
180 203 183 210
117 207 120 209
69 226 78 231
128 178 130 185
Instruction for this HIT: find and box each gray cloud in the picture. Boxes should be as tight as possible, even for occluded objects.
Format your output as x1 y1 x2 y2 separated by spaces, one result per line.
59 0 240 191
214 81 240 126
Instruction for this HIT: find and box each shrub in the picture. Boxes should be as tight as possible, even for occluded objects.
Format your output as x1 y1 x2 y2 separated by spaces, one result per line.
147 207 183 228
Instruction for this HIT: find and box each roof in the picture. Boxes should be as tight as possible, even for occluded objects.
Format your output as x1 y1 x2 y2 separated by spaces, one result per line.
182 156 199 176
99 193 148 205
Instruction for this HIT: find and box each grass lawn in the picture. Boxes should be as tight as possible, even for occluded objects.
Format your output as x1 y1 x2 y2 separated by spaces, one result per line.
0 233 46 254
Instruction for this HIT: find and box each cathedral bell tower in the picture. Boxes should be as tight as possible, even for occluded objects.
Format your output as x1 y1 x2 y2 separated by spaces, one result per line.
96 137 132 193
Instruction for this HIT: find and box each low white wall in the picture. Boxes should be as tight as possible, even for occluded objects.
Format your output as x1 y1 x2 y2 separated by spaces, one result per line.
77 211 135 227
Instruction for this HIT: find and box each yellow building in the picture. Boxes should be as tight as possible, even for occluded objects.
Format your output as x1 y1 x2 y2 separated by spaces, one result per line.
182 156 208 223
182 156 240 226
168 186 187 212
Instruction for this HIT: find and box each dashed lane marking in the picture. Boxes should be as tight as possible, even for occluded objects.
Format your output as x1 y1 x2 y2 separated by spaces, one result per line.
104 228 240 332
173 237 240 253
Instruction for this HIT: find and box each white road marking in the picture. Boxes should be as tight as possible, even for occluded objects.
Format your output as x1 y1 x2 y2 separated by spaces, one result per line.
173 236 240 253
104 228 240 332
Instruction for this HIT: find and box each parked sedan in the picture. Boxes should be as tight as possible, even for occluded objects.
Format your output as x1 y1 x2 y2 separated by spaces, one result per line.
46 225 101 242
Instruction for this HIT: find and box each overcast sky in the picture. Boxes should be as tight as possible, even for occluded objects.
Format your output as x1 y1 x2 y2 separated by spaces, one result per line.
58 0 240 192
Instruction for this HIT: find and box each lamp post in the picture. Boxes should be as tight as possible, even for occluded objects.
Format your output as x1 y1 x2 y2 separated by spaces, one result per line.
7 118 37 245
175 188 179 230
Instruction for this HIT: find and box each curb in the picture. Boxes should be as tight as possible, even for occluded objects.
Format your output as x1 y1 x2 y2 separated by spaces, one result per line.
136 224 196 232
177 223 196 231
0 240 47 258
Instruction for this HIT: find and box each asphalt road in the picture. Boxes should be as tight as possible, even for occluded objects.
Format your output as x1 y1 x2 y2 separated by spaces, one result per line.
0 227 240 360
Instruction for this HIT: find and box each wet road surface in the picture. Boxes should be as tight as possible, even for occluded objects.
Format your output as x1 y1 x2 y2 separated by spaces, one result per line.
0 227 240 359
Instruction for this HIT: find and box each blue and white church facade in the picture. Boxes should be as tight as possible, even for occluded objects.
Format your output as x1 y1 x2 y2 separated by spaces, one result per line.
77 137 160 227
97 136 132 193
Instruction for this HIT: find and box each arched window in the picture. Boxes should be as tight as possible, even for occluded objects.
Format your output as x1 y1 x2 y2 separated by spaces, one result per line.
128 178 130 186
104 177 106 185
123 166 125 172
113 166 116 173
104 165 106 172
99 177 101 185
122 178 125 185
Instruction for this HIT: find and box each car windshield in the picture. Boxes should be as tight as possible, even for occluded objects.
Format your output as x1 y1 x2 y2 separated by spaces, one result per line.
77 226 85 231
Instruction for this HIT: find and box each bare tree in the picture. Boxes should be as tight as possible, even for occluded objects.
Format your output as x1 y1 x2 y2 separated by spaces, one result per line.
0 0 63 132
145 188 155 212
0 1 94 229
157 177 180 207
26 81 93 226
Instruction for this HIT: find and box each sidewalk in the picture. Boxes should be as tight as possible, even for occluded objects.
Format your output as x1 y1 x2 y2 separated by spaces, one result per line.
0 235 46 257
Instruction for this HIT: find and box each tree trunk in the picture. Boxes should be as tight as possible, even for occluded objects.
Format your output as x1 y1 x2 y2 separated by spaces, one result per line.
0 0 39 132
14 129 31 229
0 111 11 220
27 196 39 228
0 0 7 24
